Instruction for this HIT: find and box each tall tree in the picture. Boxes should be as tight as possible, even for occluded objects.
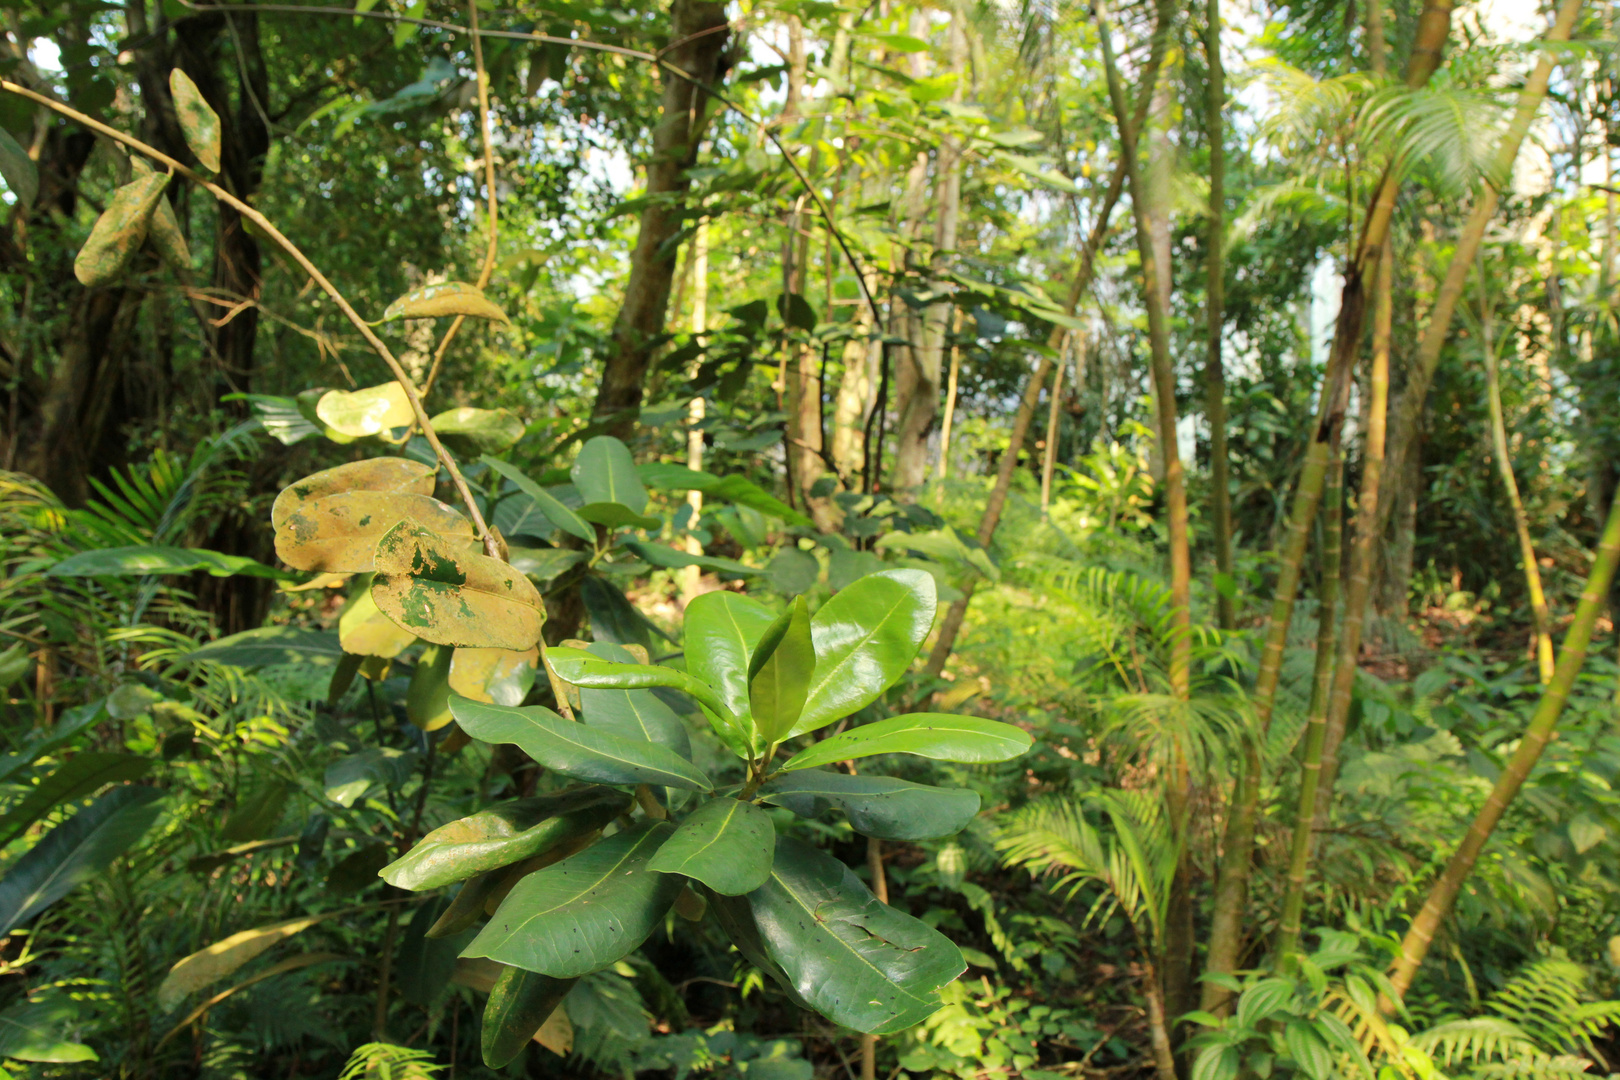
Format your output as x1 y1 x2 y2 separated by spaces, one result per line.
1203 0 1233 632
591 0 731 435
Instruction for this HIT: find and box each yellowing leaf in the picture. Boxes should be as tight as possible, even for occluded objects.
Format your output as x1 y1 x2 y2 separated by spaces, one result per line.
338 578 416 658
169 69 221 172
74 172 168 286
449 647 539 706
372 521 544 651
383 281 510 324
157 913 333 1012
271 458 437 530
315 382 415 437
274 492 473 573
129 157 190 270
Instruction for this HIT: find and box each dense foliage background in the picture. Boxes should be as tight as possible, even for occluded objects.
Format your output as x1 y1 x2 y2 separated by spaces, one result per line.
4 0 1620 1075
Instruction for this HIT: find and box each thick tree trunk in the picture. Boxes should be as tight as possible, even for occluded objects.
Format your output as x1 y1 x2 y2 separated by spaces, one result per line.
591 0 730 435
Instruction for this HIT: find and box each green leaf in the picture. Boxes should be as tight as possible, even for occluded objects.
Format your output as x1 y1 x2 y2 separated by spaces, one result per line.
621 539 758 577
577 643 691 759
0 785 164 936
383 281 510 323
637 463 810 527
47 546 289 579
450 695 713 792
431 407 526 456
572 436 647 515
406 643 455 731
483 967 577 1068
749 598 815 743
1190 1045 1240 1080
548 650 737 747
382 787 631 891
74 172 168 286
683 591 777 752
757 771 980 841
0 127 39 210
0 1000 98 1064
168 69 220 172
0 753 151 849
157 912 337 1011
372 520 545 651
577 502 661 531
791 570 938 738
324 748 414 808
1284 1020 1333 1080
448 646 539 708
464 822 685 977
315 382 414 437
271 458 437 530
780 714 1031 772
1235 978 1296 1029
708 836 964 1034
180 626 343 668
647 797 774 895
220 779 289 841
508 547 589 588
482 456 595 542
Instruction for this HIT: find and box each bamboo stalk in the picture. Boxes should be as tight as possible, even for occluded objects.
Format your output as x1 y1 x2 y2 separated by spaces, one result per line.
1200 0 1455 1013
1387 479 1620 1002
1478 254 1555 682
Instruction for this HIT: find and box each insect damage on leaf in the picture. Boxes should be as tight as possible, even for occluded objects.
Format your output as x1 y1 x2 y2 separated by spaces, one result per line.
74 172 169 287
372 521 543 651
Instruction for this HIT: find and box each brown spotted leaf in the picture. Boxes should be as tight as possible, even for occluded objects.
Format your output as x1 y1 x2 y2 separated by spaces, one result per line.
130 158 190 270
271 458 437 530
383 281 510 324
275 492 474 573
169 69 221 172
74 172 168 286
372 520 544 651
315 382 415 438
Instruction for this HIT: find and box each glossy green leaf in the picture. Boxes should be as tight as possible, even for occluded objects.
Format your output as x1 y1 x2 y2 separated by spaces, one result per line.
0 1000 98 1063
271 458 437 530
0 753 151 850
428 871 502 939
580 578 671 650
576 502 661 531
708 836 964 1034
407 643 455 731
637 463 811 526
683 591 777 751
73 172 168 286
431 407 526 455
0 126 38 210
372 521 545 651
463 822 684 978
383 281 510 323
180 626 343 668
324 748 414 808
382 787 631 891
0 785 164 936
790 569 938 738
482 456 595 542
483 966 577 1068
315 382 414 437
647 797 774 895
572 436 647 515
450 695 712 792
577 643 691 759
508 547 589 588
548 649 736 742
169 69 221 171
780 714 1032 772
757 771 981 841
622 539 758 577
749 597 815 744
47 545 289 579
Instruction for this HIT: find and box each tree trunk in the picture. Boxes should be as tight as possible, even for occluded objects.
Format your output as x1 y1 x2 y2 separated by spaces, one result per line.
682 219 709 601
893 19 967 499
1039 332 1072 519
1387 478 1620 1002
1200 0 1456 1015
591 0 730 435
